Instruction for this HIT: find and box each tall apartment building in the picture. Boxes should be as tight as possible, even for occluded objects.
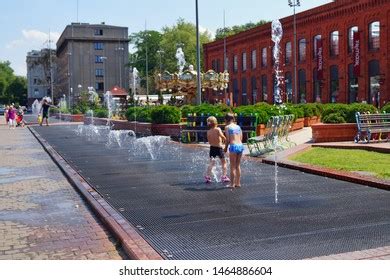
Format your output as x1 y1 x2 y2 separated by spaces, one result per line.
56 23 129 107
26 49 57 106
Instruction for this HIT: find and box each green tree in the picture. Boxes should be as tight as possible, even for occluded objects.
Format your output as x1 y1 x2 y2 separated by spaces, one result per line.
215 20 269 40
160 18 211 72
6 76 27 105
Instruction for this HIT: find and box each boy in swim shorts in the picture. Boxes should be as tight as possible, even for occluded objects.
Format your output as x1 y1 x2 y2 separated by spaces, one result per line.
205 116 230 184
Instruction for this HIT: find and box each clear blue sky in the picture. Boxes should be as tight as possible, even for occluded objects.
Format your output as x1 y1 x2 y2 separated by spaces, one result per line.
0 0 332 76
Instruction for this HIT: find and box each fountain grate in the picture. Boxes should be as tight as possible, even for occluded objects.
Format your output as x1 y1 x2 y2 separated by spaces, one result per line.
34 125 390 259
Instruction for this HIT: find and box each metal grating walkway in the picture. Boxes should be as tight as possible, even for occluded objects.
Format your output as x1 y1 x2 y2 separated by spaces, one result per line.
34 125 390 259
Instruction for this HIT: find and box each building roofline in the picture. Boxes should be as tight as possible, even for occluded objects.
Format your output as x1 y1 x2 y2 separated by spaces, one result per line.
204 0 370 50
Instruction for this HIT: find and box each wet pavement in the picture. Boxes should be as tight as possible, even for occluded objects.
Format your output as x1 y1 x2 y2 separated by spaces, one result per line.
32 124 390 260
0 123 125 259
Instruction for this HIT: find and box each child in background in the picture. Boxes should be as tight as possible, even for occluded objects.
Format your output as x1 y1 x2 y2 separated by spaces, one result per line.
205 116 230 184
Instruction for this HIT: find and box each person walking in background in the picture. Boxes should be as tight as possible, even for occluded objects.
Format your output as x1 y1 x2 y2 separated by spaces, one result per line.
204 116 230 184
8 104 16 129
224 113 244 188
4 105 9 125
39 99 55 126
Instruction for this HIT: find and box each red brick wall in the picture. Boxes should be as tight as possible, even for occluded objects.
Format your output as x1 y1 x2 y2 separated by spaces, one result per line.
204 0 390 107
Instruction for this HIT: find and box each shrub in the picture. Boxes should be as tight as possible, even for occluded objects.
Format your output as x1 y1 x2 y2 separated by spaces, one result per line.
322 113 346 124
125 107 152 122
70 108 82 115
297 103 320 117
345 103 377 122
94 108 108 118
151 105 181 124
321 104 349 122
180 105 195 118
381 102 390 113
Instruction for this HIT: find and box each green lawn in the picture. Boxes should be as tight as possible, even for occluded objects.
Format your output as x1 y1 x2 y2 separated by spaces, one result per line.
289 147 390 179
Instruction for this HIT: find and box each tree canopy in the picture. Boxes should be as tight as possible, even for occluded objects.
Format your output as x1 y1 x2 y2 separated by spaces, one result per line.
0 61 27 105
129 18 212 94
215 20 269 40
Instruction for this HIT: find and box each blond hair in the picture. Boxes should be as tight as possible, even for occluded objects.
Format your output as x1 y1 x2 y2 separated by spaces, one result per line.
207 116 218 127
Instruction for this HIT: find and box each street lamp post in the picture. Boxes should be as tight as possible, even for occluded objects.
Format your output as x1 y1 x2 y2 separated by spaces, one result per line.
116 47 124 88
100 56 107 94
66 52 72 109
195 0 202 105
288 0 301 104
157 50 164 73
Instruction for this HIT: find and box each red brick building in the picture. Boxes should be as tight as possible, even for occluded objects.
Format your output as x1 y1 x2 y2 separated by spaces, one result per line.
203 0 389 107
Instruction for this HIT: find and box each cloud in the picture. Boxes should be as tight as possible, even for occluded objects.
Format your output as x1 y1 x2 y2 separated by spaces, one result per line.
5 29 60 49
199 25 215 38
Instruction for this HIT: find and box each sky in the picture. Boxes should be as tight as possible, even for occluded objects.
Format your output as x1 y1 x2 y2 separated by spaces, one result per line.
0 0 333 76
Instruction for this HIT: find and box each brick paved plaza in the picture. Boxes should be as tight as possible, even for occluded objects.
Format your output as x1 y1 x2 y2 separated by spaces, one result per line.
0 121 124 260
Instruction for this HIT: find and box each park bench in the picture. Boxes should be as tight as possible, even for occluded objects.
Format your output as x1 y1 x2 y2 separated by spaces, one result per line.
247 115 296 156
354 112 390 143
181 113 258 143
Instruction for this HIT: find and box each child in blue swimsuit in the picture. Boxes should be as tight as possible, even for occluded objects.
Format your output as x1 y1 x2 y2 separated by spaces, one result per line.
224 113 244 188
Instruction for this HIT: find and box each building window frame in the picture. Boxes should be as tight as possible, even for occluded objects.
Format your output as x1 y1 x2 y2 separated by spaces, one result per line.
95 69 104 77
330 65 339 103
368 21 380 51
330 30 339 57
261 47 267 67
251 49 257 70
348 26 358 53
261 74 267 102
242 52 247 72
298 38 307 62
285 42 292 64
94 42 104 50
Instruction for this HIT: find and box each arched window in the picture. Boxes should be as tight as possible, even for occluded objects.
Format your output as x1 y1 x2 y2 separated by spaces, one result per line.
313 68 322 103
285 42 292 64
298 39 306 62
368 60 380 106
330 31 339 57
369 21 380 50
348 63 358 103
261 75 268 102
241 78 247 105
285 72 292 102
298 69 306 103
261 47 267 67
330 65 339 103
251 76 257 104
348 26 358 53
313 35 321 59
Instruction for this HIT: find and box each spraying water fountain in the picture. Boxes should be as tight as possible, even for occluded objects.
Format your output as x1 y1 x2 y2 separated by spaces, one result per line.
271 19 284 203
32 99 41 115
271 19 283 105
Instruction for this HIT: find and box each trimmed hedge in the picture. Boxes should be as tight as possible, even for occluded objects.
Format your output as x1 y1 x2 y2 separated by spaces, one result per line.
321 103 377 123
94 108 108 118
125 107 152 123
150 105 181 124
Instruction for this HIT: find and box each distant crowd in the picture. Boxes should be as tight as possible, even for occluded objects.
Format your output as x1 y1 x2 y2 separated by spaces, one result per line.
3 104 24 129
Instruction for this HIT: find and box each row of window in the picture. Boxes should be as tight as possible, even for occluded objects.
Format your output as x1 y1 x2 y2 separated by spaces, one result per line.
231 60 381 105
211 21 381 73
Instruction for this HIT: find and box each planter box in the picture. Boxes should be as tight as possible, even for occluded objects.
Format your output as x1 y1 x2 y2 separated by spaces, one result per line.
304 116 319 127
151 123 186 138
84 117 108 126
290 118 304 132
53 113 84 122
312 123 357 143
